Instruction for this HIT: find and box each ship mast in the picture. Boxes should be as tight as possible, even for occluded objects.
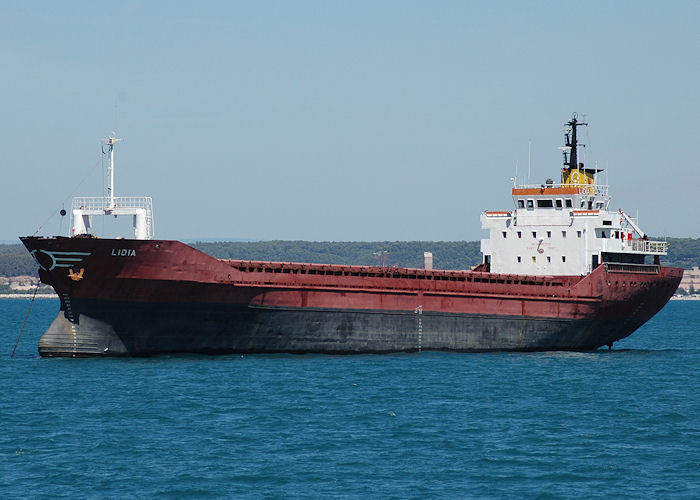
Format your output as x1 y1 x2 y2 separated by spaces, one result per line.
562 113 587 171
71 134 153 239
105 135 122 209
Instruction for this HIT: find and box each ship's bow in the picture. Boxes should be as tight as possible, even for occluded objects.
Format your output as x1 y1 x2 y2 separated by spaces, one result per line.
21 236 132 357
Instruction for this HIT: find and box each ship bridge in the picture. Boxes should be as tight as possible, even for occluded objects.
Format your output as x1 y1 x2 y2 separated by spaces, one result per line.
511 182 610 213
480 114 668 277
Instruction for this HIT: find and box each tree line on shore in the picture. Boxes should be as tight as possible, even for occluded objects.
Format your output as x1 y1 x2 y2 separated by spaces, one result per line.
2 237 699 277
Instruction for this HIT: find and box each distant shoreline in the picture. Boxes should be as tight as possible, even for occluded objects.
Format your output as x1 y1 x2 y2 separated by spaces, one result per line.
0 293 58 299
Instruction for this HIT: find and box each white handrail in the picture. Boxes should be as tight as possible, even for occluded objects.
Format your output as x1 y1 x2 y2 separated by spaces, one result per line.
72 196 153 211
514 183 610 196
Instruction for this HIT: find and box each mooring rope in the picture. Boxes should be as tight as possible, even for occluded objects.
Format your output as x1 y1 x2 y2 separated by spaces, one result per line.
11 282 40 358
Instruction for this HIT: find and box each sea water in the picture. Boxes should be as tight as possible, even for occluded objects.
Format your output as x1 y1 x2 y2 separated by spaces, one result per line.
1 299 698 499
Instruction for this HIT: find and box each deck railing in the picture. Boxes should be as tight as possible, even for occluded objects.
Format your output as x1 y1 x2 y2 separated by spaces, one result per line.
626 239 668 254
514 183 610 196
72 196 153 211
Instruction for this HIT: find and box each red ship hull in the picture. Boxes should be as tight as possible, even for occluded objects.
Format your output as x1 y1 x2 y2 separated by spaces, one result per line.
21 237 683 357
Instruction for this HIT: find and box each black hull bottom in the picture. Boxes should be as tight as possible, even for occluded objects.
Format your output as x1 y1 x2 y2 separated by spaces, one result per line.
38 299 642 357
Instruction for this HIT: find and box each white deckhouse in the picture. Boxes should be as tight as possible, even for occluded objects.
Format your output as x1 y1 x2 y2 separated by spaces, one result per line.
480 115 667 276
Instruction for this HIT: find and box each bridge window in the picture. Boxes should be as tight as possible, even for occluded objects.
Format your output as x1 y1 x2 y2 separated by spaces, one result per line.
565 199 573 208
537 199 554 208
555 199 563 209
518 199 525 209
527 199 534 210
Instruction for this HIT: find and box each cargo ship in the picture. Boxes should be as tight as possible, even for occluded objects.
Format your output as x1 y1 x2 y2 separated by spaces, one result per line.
21 115 682 357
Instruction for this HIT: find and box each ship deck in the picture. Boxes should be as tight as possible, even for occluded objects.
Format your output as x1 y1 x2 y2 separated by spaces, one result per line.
220 258 581 293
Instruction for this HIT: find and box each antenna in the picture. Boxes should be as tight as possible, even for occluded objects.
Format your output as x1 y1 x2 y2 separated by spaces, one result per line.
113 91 127 136
114 98 119 136
528 141 531 184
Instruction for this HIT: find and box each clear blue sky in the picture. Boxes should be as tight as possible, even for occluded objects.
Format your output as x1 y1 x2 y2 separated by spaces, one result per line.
2 1 698 242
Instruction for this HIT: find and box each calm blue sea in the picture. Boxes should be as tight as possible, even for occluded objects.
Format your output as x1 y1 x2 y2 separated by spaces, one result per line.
1 299 698 499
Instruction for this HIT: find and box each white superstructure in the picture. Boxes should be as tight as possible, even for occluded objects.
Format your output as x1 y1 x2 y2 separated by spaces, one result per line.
71 136 154 240
480 115 667 276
